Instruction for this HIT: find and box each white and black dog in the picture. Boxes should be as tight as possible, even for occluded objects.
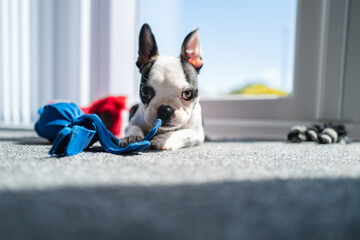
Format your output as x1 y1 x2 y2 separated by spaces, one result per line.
119 23 205 150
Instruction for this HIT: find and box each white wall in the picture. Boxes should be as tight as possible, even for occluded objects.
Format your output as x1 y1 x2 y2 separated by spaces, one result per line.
342 0 360 124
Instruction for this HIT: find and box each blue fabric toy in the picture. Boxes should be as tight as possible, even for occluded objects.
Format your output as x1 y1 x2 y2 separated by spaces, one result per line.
35 102 162 156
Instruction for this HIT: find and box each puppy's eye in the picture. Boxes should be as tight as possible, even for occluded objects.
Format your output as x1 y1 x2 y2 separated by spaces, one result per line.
182 90 193 101
139 84 155 105
141 86 154 100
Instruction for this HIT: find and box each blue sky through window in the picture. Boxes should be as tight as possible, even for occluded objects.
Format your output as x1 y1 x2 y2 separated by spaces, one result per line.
139 0 297 96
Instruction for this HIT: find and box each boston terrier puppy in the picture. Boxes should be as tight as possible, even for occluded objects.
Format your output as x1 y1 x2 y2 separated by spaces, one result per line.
119 23 205 150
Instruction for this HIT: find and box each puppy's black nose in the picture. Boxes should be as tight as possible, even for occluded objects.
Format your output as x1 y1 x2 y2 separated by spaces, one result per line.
157 105 174 122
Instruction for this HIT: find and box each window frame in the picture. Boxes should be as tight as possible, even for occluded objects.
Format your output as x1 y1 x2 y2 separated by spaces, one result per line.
2 0 357 139
199 0 352 139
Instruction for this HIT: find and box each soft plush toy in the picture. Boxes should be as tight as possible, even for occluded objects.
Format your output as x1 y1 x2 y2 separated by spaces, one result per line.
287 123 347 144
81 96 127 138
35 102 161 156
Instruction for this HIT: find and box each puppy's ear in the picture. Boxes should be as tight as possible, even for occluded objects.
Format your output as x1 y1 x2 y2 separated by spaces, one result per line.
136 24 159 71
180 27 203 72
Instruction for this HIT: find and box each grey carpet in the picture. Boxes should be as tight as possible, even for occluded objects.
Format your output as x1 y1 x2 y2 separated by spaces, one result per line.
1 130 360 240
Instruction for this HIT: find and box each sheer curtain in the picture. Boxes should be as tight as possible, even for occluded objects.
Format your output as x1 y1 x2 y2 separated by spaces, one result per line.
0 0 137 127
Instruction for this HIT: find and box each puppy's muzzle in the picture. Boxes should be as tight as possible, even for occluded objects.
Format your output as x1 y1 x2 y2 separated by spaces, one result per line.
157 105 174 123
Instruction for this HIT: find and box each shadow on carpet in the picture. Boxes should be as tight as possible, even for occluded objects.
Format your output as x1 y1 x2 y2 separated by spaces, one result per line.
1 178 360 240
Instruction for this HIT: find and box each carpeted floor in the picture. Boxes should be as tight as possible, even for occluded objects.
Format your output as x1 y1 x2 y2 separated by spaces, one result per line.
1 129 360 240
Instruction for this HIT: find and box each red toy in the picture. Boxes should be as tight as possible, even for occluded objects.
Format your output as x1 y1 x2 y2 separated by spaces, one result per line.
81 96 127 138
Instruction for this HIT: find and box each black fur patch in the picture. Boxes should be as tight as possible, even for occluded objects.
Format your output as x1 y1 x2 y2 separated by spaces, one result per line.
139 59 157 105
129 104 139 121
140 59 156 85
181 60 199 98
136 24 159 71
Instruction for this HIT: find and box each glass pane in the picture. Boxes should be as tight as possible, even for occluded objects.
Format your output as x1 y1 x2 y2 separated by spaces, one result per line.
139 0 297 97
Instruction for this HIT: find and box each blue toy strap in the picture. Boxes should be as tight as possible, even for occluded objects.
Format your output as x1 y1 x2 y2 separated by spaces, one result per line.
36 102 162 156
75 114 152 154
49 127 73 156
143 119 162 141
64 125 96 156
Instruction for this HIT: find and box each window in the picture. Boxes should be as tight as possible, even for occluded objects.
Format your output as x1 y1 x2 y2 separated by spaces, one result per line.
1 0 358 139
139 0 297 97
138 0 356 139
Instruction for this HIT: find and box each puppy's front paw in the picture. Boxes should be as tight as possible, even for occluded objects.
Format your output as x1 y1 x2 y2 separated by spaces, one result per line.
119 135 143 148
151 132 180 150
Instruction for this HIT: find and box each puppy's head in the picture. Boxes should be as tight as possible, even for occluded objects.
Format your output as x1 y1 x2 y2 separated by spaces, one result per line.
136 24 203 130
